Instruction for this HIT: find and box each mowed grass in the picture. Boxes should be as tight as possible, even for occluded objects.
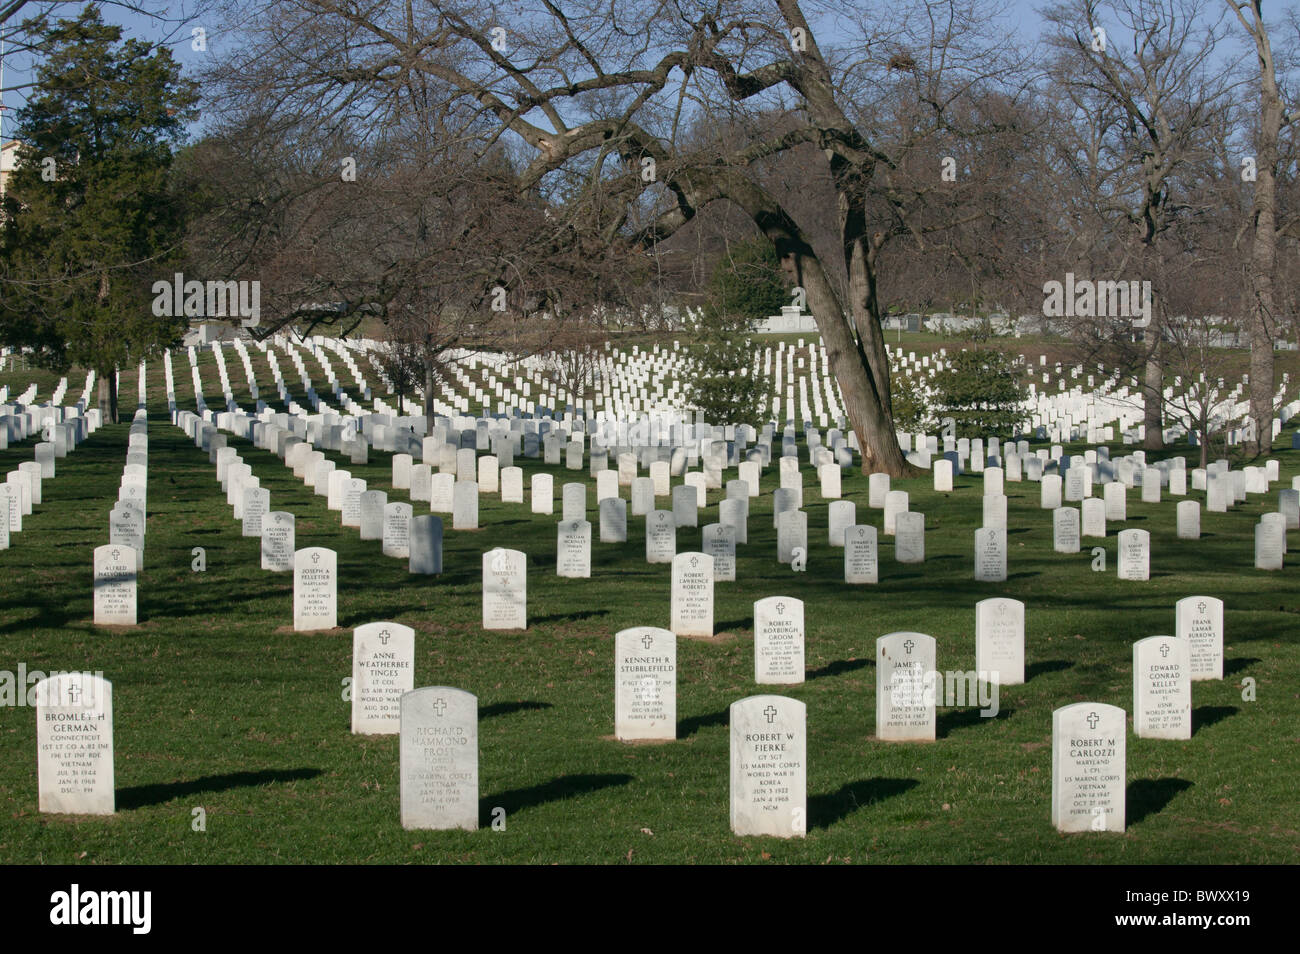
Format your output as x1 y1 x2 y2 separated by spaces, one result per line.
0 364 1296 865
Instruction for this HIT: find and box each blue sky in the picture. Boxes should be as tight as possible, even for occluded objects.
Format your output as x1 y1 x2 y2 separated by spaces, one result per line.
1 0 1260 143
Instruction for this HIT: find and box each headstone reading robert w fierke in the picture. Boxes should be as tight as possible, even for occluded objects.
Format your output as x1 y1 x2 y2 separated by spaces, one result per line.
1175 596 1223 681
876 631 936 741
482 548 526 630
93 545 137 626
670 552 714 637
293 546 338 630
1132 636 1191 740
400 687 477 831
352 622 415 735
730 695 806 839
754 597 805 685
1051 702 1125 833
614 627 677 742
36 672 114 815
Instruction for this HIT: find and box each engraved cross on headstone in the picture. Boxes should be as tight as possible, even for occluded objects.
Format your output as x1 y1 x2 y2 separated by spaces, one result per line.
763 705 778 724
432 697 447 717
1159 643 1170 658
641 634 654 650
67 684 81 703
903 639 915 654
311 551 321 565
378 629 391 646
1086 710 1100 730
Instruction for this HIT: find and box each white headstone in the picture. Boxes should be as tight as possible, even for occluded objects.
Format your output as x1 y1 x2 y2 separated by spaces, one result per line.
482 548 526 630
293 547 338 630
670 552 714 637
1133 636 1191 740
729 695 806 838
754 597 805 685
352 622 416 734
975 597 1025 685
614 627 677 742
93 544 137 626
876 632 936 741
36 673 114 814
1175 596 1223 681
261 511 295 572
1117 528 1149 581
844 524 878 584
400 687 477 830
1051 703 1125 832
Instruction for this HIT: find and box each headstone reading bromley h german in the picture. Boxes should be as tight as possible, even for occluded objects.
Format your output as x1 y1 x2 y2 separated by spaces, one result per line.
399 687 477 830
293 547 338 630
754 597 805 685
1175 596 1224 681
351 622 416 735
35 672 114 815
729 695 806 838
482 548 526 630
1051 702 1126 832
670 552 714 637
614 627 677 742
1132 636 1191 740
876 631 937 741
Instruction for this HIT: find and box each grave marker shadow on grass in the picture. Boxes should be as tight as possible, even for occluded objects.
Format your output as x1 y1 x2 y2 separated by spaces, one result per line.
1126 778 1194 827
117 768 322 810
480 773 633 823
808 778 919 829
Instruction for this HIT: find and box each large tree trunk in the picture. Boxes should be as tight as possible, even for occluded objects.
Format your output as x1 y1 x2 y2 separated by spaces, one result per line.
1142 345 1164 450
1246 44 1281 456
97 372 118 425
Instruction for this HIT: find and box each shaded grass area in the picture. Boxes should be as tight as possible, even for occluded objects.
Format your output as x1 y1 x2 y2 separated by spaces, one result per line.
0 371 1295 864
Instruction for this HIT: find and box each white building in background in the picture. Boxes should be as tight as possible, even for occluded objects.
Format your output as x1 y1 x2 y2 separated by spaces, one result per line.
752 305 818 334
0 139 19 200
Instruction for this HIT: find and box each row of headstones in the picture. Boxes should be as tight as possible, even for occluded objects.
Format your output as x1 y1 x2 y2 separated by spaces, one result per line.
92 413 151 625
1 405 101 551
35 566 1226 829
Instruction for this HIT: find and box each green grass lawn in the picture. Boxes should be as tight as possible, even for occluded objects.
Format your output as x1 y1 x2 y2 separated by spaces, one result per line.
0 360 1296 865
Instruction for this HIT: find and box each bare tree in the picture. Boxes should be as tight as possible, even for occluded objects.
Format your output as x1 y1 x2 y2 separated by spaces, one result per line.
1042 0 1235 449
1224 0 1299 454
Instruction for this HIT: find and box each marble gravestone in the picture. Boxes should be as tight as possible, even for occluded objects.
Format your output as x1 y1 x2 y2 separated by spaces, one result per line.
614 627 677 742
730 695 806 838
1053 507 1081 553
702 523 736 582
975 597 1025 685
409 515 443 575
1175 596 1224 681
400 687 477 830
876 631 936 741
973 527 1007 582
1133 636 1192 740
351 622 416 735
93 544 137 626
482 548 526 630
1176 500 1200 540
261 511 295 572
1051 702 1126 833
895 511 924 564
557 519 592 578
844 524 878 584
670 552 714 637
754 597 805 685
35 672 114 814
1117 528 1150 581
382 502 412 559
645 510 676 564
293 547 338 630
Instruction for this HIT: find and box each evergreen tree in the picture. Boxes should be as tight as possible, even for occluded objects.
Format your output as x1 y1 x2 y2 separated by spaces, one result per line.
0 7 197 421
